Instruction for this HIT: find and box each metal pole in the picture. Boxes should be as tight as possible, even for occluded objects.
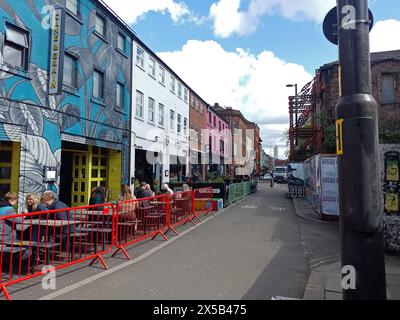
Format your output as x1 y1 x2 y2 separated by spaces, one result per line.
336 0 386 299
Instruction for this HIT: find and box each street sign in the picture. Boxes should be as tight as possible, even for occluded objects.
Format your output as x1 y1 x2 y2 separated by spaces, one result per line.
323 6 374 45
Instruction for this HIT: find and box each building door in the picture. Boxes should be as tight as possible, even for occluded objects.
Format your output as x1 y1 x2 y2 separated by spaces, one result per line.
72 152 89 207
0 141 20 201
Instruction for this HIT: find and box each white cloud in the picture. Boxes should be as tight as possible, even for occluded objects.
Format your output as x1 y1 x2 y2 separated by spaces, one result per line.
370 19 400 53
103 0 190 24
210 0 335 38
158 40 312 156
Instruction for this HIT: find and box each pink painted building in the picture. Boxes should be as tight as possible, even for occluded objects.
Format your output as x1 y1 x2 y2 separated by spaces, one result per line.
204 105 230 175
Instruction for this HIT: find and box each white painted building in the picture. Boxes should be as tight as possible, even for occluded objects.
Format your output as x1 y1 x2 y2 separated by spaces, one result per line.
130 39 189 188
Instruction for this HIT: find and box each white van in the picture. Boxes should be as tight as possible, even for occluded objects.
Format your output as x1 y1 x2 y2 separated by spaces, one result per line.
274 166 288 183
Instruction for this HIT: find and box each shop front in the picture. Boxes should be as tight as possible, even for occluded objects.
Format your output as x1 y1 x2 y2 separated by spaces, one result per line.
59 141 122 207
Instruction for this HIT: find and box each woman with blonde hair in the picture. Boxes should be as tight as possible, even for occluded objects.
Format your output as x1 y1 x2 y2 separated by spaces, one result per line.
118 185 138 239
25 193 47 214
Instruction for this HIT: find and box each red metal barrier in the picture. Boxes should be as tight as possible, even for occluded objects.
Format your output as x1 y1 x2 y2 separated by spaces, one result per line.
193 187 216 222
112 195 169 260
0 203 115 300
164 191 196 237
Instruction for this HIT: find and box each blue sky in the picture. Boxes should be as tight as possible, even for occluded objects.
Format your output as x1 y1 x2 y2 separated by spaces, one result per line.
104 0 400 158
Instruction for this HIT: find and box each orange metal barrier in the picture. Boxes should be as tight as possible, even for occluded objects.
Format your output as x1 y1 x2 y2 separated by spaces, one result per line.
112 195 169 260
164 191 197 237
0 203 115 300
193 187 216 222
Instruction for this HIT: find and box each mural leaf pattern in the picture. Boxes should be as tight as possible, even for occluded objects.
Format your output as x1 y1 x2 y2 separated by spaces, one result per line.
58 103 81 132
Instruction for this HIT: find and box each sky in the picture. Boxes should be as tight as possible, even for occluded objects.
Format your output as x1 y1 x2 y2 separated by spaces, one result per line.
103 0 400 159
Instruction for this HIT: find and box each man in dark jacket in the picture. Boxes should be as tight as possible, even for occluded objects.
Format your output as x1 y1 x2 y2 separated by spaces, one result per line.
41 191 74 243
135 182 147 199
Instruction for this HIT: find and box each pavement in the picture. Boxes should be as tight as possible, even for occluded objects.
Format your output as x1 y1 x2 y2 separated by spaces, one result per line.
5 183 310 300
292 196 400 300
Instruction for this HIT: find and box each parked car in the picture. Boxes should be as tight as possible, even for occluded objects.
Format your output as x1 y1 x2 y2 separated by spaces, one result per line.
274 166 288 183
261 174 273 182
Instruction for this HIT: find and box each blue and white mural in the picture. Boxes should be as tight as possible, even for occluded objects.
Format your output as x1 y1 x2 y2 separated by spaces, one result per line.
0 0 133 207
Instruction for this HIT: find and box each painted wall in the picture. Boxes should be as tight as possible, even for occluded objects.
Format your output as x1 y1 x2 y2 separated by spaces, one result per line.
204 107 229 159
0 0 132 207
131 40 189 183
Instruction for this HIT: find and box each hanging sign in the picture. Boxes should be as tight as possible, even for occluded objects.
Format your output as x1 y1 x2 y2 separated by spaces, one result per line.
48 8 65 95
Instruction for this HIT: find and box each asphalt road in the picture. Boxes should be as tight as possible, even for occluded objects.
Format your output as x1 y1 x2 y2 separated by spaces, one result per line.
24 183 307 300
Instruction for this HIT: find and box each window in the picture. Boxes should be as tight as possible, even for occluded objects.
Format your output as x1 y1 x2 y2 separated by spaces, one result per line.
208 111 212 124
3 23 29 70
219 121 222 132
177 114 182 134
63 53 78 89
196 100 199 111
95 13 106 38
170 76 176 93
149 57 156 78
184 88 188 103
200 104 204 114
190 123 194 140
136 47 144 69
136 91 144 118
148 98 155 124
191 97 195 108
170 110 175 131
178 83 182 98
159 66 165 84
158 104 165 127
220 140 225 154
381 73 396 104
93 69 104 99
116 82 124 108
184 118 188 135
213 115 216 127
66 0 80 16
117 33 126 53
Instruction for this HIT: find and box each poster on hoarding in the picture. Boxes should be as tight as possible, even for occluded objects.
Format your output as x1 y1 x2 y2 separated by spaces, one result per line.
321 156 339 216
385 192 399 213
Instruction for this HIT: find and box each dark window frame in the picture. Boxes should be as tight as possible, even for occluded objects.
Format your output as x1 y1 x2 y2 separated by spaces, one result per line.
63 51 79 90
92 68 105 100
3 22 30 71
116 81 125 109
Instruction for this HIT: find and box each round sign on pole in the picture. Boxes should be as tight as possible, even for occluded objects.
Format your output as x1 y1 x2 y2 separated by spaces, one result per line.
323 6 374 45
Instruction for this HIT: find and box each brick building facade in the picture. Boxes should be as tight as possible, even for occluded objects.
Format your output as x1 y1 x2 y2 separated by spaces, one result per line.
317 50 400 152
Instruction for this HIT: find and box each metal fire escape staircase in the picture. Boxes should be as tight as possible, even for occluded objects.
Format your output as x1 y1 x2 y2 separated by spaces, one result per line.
288 77 322 161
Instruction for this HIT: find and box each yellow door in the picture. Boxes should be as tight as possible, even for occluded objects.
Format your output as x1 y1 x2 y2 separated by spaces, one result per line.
0 141 20 200
72 152 90 207
90 146 108 196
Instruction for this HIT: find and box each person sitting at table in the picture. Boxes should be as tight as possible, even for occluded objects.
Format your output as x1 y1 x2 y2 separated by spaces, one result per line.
118 186 138 238
144 184 155 198
23 193 48 242
41 191 74 249
89 186 106 205
135 182 147 199
119 185 138 219
0 192 30 268
161 183 173 195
